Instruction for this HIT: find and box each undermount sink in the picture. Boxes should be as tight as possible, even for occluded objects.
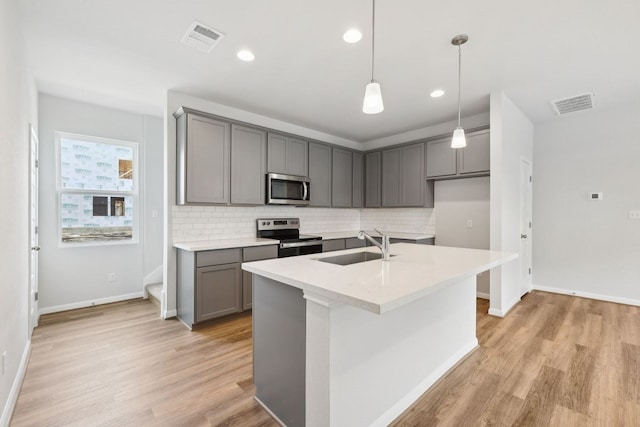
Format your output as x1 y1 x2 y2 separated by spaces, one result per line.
316 252 393 266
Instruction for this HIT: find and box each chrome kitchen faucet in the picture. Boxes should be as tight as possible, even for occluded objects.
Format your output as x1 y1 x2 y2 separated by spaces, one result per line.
357 228 391 261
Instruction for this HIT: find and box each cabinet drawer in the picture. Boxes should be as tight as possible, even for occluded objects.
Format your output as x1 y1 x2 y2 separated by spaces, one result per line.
196 248 241 267
243 245 278 262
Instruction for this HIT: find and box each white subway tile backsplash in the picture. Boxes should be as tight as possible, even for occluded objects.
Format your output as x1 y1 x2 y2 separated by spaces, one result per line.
172 205 436 242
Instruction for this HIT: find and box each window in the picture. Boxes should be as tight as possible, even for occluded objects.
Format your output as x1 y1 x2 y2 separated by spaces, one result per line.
57 132 139 245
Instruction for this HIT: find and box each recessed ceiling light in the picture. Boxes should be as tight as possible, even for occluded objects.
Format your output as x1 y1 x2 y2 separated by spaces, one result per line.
430 89 445 98
237 50 255 62
343 29 362 43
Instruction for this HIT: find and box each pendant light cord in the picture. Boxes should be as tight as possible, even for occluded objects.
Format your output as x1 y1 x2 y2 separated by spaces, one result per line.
371 0 376 82
457 43 462 128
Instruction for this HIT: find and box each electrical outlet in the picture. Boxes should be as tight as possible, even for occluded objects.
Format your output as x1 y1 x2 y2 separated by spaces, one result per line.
108 272 117 282
2 350 6 375
466 220 473 228
629 211 640 220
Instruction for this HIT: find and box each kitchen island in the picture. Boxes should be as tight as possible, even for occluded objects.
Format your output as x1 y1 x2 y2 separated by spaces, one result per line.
242 243 517 427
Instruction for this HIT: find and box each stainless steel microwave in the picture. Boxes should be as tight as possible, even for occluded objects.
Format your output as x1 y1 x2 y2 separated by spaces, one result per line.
266 173 310 206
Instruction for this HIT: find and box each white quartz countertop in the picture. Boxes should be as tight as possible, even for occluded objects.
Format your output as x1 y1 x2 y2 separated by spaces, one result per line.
243 243 517 314
174 238 278 251
317 230 435 240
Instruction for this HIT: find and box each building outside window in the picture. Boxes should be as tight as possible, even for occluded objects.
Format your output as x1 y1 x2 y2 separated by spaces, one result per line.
57 132 139 245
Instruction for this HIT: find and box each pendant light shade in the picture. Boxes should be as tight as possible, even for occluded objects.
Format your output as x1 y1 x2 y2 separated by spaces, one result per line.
363 0 383 114
451 34 468 148
451 127 466 148
363 80 384 114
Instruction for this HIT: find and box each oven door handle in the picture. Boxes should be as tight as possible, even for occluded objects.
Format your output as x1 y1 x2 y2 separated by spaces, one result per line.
280 240 322 249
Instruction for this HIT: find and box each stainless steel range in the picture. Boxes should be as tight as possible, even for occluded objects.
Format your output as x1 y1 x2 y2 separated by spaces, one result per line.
256 218 322 258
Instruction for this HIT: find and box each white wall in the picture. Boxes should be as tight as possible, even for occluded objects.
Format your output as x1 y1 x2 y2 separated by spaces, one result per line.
38 95 163 313
143 116 164 276
533 103 640 304
434 177 490 296
0 0 38 423
489 92 534 316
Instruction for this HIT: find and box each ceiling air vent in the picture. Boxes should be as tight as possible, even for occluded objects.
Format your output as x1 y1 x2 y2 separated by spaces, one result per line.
550 92 595 115
181 21 225 53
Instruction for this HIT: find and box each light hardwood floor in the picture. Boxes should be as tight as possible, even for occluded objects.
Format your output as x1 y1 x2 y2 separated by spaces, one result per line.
11 291 640 426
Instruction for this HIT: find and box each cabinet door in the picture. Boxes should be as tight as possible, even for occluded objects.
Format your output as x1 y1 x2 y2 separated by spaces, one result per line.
195 263 241 322
458 129 490 174
231 124 266 205
401 143 425 207
426 137 457 178
382 148 401 207
332 148 352 207
352 152 364 208
345 237 365 249
182 114 230 204
286 137 308 177
308 142 332 207
242 271 252 310
365 151 381 207
242 245 277 311
267 133 287 174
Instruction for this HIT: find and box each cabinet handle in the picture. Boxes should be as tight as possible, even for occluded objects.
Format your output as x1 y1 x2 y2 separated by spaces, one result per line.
520 234 528 239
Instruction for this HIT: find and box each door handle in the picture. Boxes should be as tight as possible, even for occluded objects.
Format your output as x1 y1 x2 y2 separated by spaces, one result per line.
31 246 40 251
520 234 528 239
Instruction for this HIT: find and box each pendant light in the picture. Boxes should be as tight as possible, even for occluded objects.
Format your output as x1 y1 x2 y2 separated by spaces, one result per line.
451 34 468 148
363 0 384 114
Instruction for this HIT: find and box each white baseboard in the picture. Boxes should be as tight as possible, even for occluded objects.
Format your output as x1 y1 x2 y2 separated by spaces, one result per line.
487 296 521 318
163 309 177 319
1 340 31 427
38 292 144 315
533 284 640 307
371 339 479 427
476 292 490 300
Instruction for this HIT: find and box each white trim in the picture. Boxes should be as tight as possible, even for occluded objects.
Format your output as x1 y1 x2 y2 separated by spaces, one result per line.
0 340 31 427
476 292 490 300
533 284 640 307
488 296 521 318
38 292 143 315
370 339 479 427
163 309 177 319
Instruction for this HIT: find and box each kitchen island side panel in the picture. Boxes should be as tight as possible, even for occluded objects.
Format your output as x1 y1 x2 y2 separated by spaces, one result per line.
253 275 306 427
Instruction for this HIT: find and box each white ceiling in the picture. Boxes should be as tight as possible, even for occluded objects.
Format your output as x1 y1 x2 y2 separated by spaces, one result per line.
18 0 640 143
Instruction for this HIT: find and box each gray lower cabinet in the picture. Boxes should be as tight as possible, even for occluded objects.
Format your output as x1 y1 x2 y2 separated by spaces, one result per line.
177 245 277 328
176 110 230 205
322 239 346 252
332 147 352 207
352 152 364 208
231 124 266 205
308 142 332 207
242 245 278 310
267 133 308 177
365 151 382 207
426 129 490 179
345 237 365 249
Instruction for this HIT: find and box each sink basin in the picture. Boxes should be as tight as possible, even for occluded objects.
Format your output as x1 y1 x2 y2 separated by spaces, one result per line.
316 252 392 266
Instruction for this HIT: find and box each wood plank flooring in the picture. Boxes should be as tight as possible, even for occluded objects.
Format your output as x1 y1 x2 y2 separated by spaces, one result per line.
11 291 640 426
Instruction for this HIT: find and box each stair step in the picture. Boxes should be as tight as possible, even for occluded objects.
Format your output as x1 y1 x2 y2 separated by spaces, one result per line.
146 283 162 308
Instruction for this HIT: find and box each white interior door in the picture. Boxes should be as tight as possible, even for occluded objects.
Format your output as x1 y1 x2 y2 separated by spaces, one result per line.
520 159 532 296
29 124 40 332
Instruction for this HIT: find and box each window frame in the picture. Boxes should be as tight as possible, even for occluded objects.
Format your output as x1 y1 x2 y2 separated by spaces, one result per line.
55 131 140 247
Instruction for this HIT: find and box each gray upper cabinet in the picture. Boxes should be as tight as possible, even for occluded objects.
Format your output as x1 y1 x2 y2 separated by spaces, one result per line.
401 143 425 207
308 142 332 207
352 152 364 208
267 133 309 177
382 148 401 207
176 111 230 204
426 136 457 178
365 151 381 207
458 129 490 174
381 143 424 207
332 148 352 207
426 129 490 180
231 124 266 205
